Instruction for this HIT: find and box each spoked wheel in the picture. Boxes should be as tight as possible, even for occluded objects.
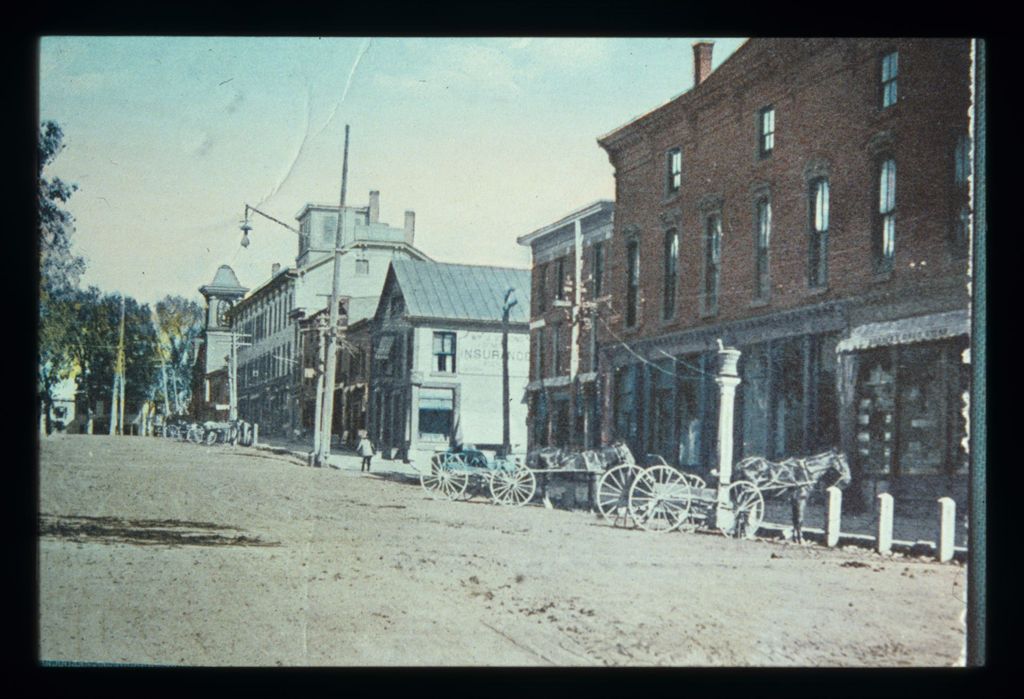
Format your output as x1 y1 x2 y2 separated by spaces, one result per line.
718 480 765 540
596 463 643 527
188 426 204 444
420 452 470 501
166 425 180 439
488 458 536 506
628 465 693 533
204 430 219 446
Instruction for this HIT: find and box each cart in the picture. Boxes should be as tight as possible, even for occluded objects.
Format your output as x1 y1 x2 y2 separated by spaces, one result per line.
419 445 537 506
596 454 765 538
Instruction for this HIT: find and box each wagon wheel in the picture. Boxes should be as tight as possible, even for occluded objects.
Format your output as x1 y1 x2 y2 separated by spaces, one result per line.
166 425 180 440
628 465 693 533
204 429 219 446
489 457 536 506
188 426 204 444
420 452 470 501
681 472 706 489
718 480 765 540
596 463 644 527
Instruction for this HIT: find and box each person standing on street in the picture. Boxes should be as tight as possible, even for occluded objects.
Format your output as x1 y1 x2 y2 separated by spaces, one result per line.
357 431 375 472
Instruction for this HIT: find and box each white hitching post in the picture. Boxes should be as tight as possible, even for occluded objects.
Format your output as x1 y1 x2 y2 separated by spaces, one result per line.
937 497 956 563
253 423 259 447
825 485 842 547
876 492 894 554
714 342 742 532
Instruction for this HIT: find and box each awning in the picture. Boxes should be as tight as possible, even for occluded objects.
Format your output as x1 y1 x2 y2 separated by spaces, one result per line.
837 309 969 353
419 387 454 410
374 335 394 359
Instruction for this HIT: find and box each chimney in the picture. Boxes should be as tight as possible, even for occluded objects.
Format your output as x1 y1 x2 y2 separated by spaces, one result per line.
272 262 281 276
404 210 415 245
693 40 714 86
368 190 380 224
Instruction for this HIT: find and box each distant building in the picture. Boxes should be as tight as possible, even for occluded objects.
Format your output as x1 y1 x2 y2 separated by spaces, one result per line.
517 201 614 451
369 259 531 462
192 264 248 421
219 191 431 440
596 38 974 510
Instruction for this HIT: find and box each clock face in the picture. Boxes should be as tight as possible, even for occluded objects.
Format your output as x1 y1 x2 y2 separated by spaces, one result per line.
216 300 232 326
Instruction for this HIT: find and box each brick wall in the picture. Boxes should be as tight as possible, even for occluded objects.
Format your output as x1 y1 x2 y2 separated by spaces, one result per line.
599 38 971 346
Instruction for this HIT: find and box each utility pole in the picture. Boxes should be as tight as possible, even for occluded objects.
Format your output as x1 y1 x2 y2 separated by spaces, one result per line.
312 316 328 462
315 124 350 468
228 328 238 422
109 295 126 435
501 288 518 458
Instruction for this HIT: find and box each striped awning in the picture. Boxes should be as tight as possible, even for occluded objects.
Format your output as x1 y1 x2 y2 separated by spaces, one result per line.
837 309 969 353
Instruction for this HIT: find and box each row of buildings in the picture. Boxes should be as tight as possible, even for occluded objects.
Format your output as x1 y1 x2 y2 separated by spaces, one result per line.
194 38 979 511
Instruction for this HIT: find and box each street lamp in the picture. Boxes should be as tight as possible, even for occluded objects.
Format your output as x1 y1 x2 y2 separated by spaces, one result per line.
239 203 299 248
501 287 518 458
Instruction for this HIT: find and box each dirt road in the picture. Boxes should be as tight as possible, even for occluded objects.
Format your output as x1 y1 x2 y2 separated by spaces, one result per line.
38 435 966 666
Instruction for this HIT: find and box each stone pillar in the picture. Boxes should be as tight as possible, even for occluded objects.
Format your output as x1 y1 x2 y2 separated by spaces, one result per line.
825 486 842 547
714 343 742 531
937 497 956 563
876 492 894 554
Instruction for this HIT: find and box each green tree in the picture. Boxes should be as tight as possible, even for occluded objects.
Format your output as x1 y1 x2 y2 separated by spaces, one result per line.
38 121 85 293
153 295 205 416
38 120 86 432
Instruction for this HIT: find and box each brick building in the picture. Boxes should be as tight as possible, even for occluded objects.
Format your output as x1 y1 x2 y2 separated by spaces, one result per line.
517 201 614 450
596 38 974 510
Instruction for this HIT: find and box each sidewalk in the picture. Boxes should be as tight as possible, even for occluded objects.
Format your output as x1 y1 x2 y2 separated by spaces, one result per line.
252 436 422 480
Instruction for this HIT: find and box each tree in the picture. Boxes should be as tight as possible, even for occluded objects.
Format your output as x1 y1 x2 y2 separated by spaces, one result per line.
153 295 205 415
38 121 85 293
38 120 86 433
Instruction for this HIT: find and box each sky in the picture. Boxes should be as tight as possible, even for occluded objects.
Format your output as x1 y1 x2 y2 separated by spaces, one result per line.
39 36 746 306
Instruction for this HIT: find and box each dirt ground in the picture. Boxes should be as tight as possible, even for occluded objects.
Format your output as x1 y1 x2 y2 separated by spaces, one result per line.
38 435 967 667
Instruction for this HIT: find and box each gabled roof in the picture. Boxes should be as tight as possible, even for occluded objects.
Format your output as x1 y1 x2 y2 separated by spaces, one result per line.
384 259 532 324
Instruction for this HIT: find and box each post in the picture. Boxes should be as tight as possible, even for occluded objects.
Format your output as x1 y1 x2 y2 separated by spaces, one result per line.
876 492 894 554
713 342 742 532
825 486 842 547
312 320 326 462
110 295 126 435
228 330 238 422
316 124 350 467
253 423 259 447
501 288 517 458
937 497 956 563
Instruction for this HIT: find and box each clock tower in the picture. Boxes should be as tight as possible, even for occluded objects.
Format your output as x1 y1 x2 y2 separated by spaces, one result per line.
198 265 248 376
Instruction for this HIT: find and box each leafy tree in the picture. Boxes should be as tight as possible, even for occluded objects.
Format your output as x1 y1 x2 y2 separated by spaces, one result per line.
38 121 85 293
64 288 160 432
38 120 86 432
153 295 205 415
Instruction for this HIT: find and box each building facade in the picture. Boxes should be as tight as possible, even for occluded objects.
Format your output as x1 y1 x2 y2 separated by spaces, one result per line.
517 201 614 451
596 38 974 510
220 191 430 440
369 259 531 462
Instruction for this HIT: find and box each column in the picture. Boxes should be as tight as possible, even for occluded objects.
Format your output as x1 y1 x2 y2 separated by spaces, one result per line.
714 343 742 532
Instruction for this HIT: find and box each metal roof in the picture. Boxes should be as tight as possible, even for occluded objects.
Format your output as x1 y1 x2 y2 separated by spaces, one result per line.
389 259 531 324
199 265 248 297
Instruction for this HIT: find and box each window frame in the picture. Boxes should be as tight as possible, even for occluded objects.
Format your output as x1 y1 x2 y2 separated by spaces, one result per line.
757 106 775 159
432 331 457 375
552 324 562 376
666 147 682 196
881 51 899 109
703 213 722 316
808 177 830 288
555 257 566 301
625 239 640 328
754 196 772 300
662 228 678 320
536 263 547 314
875 158 897 273
592 241 604 298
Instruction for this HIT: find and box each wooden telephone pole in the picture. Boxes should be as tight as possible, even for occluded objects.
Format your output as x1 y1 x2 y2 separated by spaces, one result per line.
109 295 126 435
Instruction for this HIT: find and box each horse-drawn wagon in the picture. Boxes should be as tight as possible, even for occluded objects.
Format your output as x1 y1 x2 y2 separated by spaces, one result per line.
596 448 851 539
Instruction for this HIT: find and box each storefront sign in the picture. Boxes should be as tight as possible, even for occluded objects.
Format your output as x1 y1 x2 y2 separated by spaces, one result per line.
458 331 529 373
837 310 969 353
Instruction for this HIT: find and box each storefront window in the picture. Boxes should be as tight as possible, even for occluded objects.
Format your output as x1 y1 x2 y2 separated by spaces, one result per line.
809 334 839 453
418 387 454 441
772 337 805 458
675 354 713 469
650 360 676 462
613 364 638 451
897 344 948 475
855 349 896 475
740 343 771 458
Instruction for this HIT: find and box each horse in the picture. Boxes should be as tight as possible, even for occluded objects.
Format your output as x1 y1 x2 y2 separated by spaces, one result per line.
733 448 851 544
527 441 635 473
